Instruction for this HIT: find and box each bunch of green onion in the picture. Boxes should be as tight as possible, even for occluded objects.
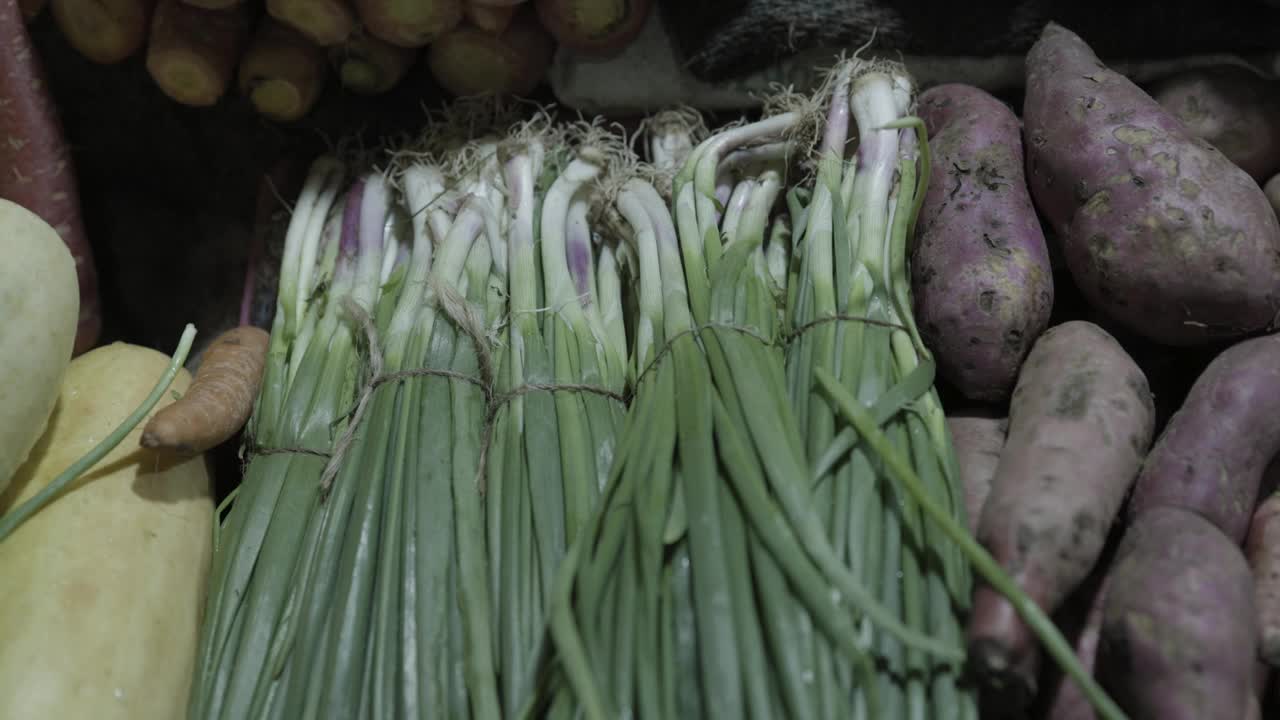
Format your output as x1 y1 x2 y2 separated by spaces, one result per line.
532 61 957 720
539 58 1124 720
781 62 975 720
187 111 631 718
187 61 1128 720
484 121 630 715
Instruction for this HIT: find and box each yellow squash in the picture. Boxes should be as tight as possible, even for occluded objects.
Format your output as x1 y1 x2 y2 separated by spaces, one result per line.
0 342 213 720
0 198 79 494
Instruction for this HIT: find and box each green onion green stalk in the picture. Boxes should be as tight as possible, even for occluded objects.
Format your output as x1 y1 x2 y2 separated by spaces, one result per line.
782 62 976 720
487 124 629 714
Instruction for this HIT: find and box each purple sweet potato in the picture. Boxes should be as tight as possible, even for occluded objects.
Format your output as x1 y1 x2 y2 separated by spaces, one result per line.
1149 65 1280 182
1023 23 1280 346
913 83 1054 402
1097 506 1257 720
946 412 1008 534
968 320 1155 699
1265 174 1280 217
1047 566 1270 720
1248 483 1280 667
1248 663 1268 720
1127 331 1280 544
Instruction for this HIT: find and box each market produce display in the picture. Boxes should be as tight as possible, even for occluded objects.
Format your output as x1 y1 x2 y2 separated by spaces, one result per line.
171 41 1161 716
4 7 1280 720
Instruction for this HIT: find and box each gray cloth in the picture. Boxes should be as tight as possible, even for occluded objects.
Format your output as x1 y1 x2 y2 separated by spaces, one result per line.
661 0 1280 82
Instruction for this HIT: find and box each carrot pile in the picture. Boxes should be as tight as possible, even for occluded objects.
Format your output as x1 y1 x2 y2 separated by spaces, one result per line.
24 0 654 122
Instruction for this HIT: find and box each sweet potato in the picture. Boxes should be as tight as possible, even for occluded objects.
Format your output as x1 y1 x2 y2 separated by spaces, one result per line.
968 320 1155 700
1149 65 1280 182
1022 23 1280 346
946 412 1007 534
1249 483 1280 667
1127 331 1280 544
1249 663 1269 720
1097 506 1256 720
1266 173 1280 217
913 83 1053 402
1 0 102 356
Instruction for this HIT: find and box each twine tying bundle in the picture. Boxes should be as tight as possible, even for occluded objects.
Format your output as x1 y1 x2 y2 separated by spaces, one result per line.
240 287 914 498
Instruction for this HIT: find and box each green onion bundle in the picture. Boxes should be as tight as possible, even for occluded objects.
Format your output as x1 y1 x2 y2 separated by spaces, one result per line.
188 113 634 720
485 123 630 714
537 60 967 720
189 156 366 720
188 61 1126 720
782 62 977 720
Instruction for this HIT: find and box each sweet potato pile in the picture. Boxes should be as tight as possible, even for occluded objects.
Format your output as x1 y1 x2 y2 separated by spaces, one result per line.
928 22 1280 720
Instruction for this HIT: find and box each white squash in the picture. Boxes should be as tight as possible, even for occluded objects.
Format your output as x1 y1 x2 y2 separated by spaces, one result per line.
0 198 79 493
0 343 213 720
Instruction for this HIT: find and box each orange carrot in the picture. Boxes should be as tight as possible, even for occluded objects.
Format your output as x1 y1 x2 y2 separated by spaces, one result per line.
331 31 416 95
238 19 328 122
49 0 155 65
534 0 651 57
355 0 461 48
266 0 355 46
145 0 251 107
465 2 515 32
427 7 552 97
140 325 270 454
